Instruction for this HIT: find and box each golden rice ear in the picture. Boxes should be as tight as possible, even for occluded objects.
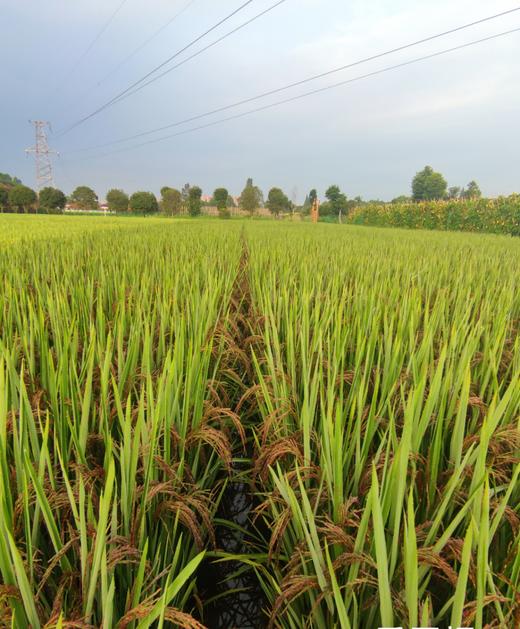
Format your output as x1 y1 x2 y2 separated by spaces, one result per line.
268 576 319 628
202 406 246 451
254 437 304 482
186 425 233 473
318 519 355 550
205 378 228 407
331 551 376 572
106 541 142 570
236 383 262 412
155 500 205 550
268 507 291 562
118 605 206 629
417 547 459 586
461 594 511 627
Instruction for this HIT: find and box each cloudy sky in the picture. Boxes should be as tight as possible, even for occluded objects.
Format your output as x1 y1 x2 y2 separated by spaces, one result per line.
1 0 519 201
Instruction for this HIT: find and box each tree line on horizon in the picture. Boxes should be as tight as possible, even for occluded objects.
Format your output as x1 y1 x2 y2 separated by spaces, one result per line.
0 166 488 217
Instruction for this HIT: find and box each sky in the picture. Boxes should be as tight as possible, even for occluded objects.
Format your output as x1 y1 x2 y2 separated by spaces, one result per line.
1 0 519 202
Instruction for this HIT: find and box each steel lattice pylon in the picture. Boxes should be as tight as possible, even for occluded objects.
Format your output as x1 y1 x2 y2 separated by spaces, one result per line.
25 121 58 190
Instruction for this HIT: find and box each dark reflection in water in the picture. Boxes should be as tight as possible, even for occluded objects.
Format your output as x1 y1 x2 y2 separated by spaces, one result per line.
197 241 268 628
197 478 267 629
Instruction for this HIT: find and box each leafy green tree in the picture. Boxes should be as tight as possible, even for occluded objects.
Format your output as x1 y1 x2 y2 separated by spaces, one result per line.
412 166 447 201
447 187 461 200
213 188 229 210
188 186 202 216
70 186 98 210
39 187 66 212
8 185 37 213
0 173 22 186
181 183 191 203
129 191 158 214
240 178 263 215
266 187 290 217
214 188 230 218
319 202 332 217
0 188 8 210
106 189 129 212
325 185 348 216
302 188 317 215
160 187 183 216
461 181 482 199
392 195 412 204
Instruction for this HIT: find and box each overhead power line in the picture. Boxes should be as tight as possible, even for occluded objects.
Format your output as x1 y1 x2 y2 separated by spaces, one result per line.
60 0 130 85
93 0 199 88
58 0 260 136
64 5 520 154
92 0 290 111
65 26 520 163
55 0 198 119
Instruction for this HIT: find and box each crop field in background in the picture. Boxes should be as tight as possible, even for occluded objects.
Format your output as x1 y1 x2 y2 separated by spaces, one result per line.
0 216 519 628
0 215 191 246
348 195 520 236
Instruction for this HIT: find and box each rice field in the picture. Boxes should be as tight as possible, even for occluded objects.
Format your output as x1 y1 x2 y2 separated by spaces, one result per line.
0 216 519 628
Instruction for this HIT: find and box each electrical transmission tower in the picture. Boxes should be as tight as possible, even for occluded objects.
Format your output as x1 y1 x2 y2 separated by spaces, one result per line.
25 121 58 190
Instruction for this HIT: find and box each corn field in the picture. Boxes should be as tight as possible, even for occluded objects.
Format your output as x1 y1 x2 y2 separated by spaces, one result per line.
0 216 519 628
348 195 520 236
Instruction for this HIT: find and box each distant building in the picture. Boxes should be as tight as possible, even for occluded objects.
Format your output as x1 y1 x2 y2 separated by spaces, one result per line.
64 202 114 214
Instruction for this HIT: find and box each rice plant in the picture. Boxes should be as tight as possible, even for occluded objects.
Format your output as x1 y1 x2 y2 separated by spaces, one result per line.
0 219 242 626
246 224 520 628
1 216 519 628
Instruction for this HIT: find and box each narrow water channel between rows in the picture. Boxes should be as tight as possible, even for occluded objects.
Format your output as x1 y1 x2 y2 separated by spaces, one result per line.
196 236 268 629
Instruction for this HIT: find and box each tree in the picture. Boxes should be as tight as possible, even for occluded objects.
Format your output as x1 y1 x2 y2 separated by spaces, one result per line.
325 185 348 216
266 187 290 217
412 166 447 201
188 186 202 216
0 173 22 187
214 188 230 218
70 186 98 210
39 187 66 212
106 189 129 212
8 185 37 213
129 191 158 214
160 187 183 216
392 195 412 204
181 183 191 202
304 188 318 214
240 178 263 215
301 189 318 215
0 188 8 210
447 187 461 200
461 180 482 199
